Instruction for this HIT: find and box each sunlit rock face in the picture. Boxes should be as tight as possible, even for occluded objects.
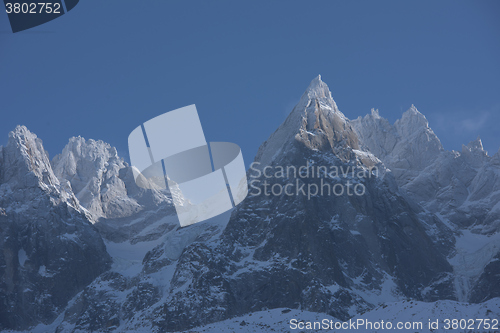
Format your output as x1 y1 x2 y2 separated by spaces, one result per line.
0 76 498 332
0 126 111 330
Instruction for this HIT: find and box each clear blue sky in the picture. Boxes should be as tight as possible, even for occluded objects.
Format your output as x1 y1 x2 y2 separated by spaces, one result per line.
1 0 499 165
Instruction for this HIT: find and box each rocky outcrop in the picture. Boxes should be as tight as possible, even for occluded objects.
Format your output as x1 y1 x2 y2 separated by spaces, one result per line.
0 126 111 330
0 76 498 332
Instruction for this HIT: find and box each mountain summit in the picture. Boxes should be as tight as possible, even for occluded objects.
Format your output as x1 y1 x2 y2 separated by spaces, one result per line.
255 76 359 168
0 127 110 330
0 77 499 332
302 74 338 107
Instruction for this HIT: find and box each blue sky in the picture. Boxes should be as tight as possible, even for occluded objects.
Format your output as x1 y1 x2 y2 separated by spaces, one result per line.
1 0 499 165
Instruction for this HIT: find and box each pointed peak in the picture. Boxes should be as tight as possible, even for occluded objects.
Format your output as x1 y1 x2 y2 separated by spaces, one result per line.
68 135 86 143
9 125 36 140
7 125 42 152
493 147 500 160
7 125 41 152
461 135 488 160
308 74 322 86
404 104 422 116
304 74 331 100
370 108 381 118
398 104 428 126
466 135 484 151
293 75 340 116
2 126 60 188
54 135 120 171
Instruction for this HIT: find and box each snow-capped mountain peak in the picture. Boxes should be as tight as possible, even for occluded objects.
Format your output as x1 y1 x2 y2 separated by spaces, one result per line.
1 125 60 189
461 136 488 168
295 75 342 120
493 147 500 161
51 135 172 222
407 103 419 114
370 108 382 119
1 77 499 332
301 74 338 108
395 104 436 138
0 127 111 330
254 76 359 167
464 135 485 152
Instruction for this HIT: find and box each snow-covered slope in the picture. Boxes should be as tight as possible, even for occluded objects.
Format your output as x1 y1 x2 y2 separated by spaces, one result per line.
123 76 458 332
168 298 500 333
352 105 444 185
52 137 138 220
1 76 499 332
6 298 498 333
353 106 500 235
255 75 362 168
353 103 500 304
0 127 111 330
52 136 171 222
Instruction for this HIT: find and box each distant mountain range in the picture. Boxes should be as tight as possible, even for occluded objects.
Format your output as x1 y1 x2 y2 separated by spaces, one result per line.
0 76 498 332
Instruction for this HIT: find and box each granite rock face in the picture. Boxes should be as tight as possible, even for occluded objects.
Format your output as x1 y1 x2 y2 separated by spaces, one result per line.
146 77 457 332
353 107 500 234
352 105 444 185
353 100 500 304
0 77 499 332
0 127 111 330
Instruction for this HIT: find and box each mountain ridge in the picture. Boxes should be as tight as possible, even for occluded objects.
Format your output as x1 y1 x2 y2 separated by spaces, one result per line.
0 76 499 332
